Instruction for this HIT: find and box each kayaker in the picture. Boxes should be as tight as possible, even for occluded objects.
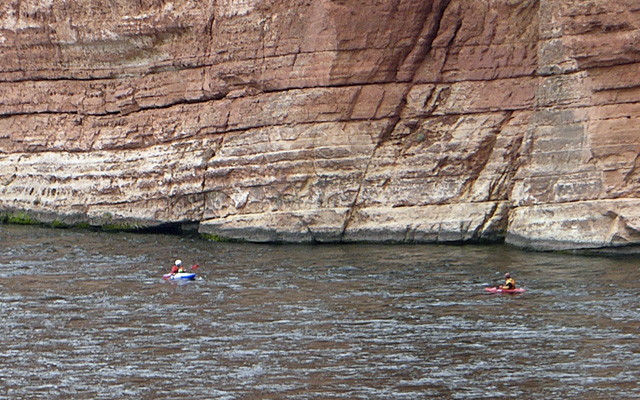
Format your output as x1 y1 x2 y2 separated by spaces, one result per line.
501 272 516 290
170 259 186 275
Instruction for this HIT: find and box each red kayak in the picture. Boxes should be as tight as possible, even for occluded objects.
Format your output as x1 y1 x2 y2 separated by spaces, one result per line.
485 287 527 294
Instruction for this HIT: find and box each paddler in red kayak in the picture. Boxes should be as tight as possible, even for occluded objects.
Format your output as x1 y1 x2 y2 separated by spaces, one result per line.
170 259 186 275
501 272 516 290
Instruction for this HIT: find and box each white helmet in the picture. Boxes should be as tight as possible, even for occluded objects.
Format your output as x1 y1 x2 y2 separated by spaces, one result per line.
175 259 182 266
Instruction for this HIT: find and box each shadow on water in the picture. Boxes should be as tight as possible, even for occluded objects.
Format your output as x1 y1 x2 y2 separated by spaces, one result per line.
0 224 638 399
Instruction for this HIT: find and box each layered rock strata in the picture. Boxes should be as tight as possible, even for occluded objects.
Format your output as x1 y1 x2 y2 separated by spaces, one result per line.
1 0 640 251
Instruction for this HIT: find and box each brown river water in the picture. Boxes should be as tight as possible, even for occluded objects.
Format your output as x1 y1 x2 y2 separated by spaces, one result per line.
0 224 638 399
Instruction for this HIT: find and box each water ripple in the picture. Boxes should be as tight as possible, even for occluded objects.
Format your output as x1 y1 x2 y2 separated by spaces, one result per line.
0 225 638 399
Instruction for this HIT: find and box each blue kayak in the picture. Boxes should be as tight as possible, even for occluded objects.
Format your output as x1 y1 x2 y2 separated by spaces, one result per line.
163 272 196 281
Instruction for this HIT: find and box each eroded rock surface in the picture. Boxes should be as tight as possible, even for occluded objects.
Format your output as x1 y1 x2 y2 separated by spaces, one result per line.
1 0 640 250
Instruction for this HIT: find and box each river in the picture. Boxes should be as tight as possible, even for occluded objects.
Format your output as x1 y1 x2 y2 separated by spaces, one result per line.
0 224 638 399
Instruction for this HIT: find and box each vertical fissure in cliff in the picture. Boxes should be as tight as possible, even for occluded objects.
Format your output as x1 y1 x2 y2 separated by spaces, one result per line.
339 0 456 241
396 0 454 83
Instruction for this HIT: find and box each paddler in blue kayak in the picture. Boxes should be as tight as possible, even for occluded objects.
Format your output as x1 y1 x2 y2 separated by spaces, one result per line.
170 259 186 275
501 272 516 290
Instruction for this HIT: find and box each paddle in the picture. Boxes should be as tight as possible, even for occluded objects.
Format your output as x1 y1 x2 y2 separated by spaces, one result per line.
191 264 199 270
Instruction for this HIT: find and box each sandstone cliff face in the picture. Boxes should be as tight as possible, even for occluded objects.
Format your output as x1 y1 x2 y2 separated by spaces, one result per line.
1 0 639 251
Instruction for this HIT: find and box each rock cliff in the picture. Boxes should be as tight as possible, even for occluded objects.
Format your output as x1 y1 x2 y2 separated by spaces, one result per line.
1 0 640 251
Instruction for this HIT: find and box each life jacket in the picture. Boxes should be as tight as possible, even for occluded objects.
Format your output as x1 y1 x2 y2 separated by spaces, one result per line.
504 277 516 289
